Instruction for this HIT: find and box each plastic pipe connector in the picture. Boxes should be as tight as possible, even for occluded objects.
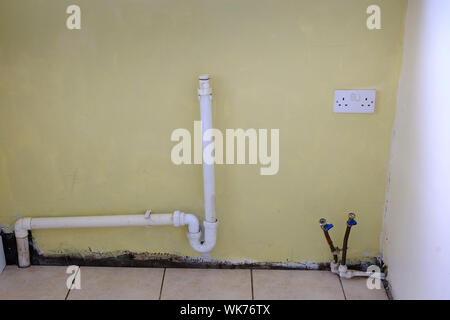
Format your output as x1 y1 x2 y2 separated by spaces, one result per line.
14 218 31 239
172 211 200 233
173 211 218 253
198 74 212 96
186 220 218 253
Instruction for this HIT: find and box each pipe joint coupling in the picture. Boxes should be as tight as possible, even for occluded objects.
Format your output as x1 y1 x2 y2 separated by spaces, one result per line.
173 211 200 233
338 264 352 278
198 74 212 96
15 218 31 238
172 210 184 227
330 261 339 274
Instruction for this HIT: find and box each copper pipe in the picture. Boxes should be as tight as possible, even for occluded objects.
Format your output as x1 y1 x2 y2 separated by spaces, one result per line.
319 218 338 263
341 213 356 266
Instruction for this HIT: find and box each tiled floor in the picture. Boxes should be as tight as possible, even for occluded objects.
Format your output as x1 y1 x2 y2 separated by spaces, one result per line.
0 265 388 300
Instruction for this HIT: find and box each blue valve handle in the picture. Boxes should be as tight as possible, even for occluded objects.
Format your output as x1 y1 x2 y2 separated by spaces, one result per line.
323 224 334 231
347 220 357 226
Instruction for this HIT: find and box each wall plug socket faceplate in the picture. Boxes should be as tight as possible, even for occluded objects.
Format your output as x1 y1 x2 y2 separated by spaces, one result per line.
334 90 376 114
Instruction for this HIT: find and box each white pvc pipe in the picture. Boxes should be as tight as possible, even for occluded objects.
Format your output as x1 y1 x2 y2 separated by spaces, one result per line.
198 75 216 223
330 262 386 280
15 213 172 268
14 75 219 268
30 214 173 230
15 211 205 268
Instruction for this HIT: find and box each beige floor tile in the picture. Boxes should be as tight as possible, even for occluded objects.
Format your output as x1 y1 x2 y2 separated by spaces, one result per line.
161 268 252 300
0 265 70 300
253 270 344 300
341 278 388 300
67 267 164 300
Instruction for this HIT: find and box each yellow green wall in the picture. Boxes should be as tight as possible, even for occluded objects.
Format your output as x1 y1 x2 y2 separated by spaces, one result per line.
0 0 407 263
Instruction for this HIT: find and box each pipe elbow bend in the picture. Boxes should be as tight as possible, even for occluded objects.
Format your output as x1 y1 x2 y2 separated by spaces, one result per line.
15 218 31 238
173 211 200 233
187 220 218 253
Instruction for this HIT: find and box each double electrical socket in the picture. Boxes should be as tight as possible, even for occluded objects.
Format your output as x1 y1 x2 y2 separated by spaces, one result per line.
334 90 376 114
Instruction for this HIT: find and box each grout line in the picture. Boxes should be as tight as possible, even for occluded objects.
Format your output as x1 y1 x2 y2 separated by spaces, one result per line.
337 275 347 300
64 287 71 300
158 268 166 300
250 269 254 300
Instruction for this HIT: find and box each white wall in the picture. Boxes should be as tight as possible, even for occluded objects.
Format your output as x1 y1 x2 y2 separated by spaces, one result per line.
382 0 450 299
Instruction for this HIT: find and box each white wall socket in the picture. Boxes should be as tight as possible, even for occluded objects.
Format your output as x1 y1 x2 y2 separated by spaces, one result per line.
334 90 376 114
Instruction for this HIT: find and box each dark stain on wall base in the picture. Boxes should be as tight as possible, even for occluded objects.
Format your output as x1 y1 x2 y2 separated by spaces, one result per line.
1 231 379 271
1 231 392 299
1 231 19 265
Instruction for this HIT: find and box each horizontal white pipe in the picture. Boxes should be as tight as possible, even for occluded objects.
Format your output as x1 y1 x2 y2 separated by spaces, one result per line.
15 210 212 267
32 214 173 229
330 262 386 280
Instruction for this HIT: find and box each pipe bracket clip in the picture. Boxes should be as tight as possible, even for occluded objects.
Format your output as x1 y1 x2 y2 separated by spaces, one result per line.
144 210 152 227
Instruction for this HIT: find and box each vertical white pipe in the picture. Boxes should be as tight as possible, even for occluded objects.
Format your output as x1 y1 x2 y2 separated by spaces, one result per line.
198 75 216 223
16 237 30 268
